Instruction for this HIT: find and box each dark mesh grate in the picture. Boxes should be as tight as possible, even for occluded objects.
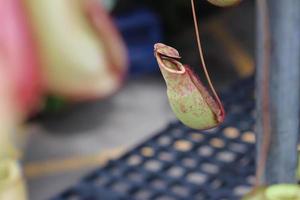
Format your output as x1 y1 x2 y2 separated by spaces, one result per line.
52 78 256 200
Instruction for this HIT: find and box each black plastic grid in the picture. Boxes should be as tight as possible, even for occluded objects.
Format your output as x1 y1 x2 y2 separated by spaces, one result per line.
52 77 256 200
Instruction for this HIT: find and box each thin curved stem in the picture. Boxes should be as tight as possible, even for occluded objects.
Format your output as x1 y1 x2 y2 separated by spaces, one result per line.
190 0 224 113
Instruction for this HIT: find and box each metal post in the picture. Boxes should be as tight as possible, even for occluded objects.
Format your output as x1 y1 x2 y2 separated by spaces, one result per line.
256 0 300 184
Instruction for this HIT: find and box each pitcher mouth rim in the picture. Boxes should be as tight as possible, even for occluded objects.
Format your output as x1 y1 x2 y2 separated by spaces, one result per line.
157 55 186 74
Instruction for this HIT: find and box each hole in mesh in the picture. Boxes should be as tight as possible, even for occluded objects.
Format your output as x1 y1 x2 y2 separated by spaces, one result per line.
181 157 197 168
167 166 185 178
210 138 225 148
242 131 255 143
134 189 152 199
150 178 167 189
228 142 247 153
155 195 176 200
233 185 252 196
126 171 144 183
223 127 240 139
186 172 207 185
246 175 255 184
127 155 142 166
210 179 224 189
217 151 236 162
141 147 155 157
158 151 175 162
201 163 219 174
158 136 172 146
197 146 214 157
171 184 189 197
144 160 163 172
111 182 130 194
174 140 193 152
189 132 204 142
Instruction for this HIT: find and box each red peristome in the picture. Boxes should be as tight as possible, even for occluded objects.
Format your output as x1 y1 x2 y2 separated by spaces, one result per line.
0 0 42 114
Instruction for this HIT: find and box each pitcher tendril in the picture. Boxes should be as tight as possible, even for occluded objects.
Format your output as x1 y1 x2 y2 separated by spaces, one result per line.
191 0 224 117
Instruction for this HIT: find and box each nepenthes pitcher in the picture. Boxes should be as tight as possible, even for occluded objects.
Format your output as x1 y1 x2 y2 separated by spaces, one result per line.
154 0 225 130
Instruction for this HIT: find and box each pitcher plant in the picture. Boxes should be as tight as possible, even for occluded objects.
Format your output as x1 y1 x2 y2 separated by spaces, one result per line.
154 0 225 130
